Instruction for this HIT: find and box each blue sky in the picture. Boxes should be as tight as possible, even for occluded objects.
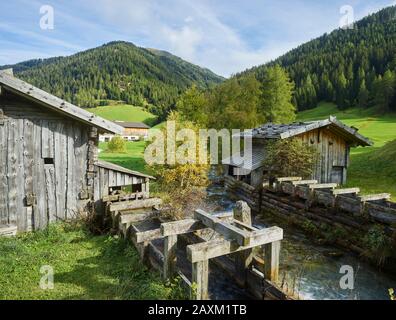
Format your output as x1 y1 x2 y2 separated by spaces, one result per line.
0 0 394 77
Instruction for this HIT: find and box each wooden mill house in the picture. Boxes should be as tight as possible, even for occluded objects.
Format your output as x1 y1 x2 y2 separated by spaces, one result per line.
0 69 155 235
222 118 372 209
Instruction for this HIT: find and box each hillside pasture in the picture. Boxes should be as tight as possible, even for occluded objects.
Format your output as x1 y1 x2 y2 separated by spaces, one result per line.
89 104 158 127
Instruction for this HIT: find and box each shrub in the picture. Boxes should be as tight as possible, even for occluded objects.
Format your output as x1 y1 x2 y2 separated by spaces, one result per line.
363 225 392 266
107 136 127 153
263 138 318 179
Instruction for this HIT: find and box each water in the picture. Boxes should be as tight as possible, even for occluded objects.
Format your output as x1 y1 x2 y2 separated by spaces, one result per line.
206 179 396 300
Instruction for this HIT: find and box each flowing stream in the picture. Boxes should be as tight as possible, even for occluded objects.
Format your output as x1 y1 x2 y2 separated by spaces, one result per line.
206 179 396 300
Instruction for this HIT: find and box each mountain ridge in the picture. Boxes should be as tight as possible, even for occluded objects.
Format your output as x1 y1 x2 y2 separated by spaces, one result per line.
1 41 224 119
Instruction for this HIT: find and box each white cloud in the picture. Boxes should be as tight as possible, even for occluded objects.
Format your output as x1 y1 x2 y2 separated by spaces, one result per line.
0 0 393 76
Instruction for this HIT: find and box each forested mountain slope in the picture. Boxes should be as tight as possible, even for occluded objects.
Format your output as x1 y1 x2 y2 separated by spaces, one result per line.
1 41 224 119
240 6 396 112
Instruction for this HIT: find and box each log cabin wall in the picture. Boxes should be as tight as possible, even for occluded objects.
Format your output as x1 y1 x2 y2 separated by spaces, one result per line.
295 128 349 184
0 89 92 232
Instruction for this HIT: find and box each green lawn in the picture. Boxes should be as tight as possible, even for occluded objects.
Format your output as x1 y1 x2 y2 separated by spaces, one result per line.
298 102 396 199
0 223 175 300
99 141 151 175
89 104 158 127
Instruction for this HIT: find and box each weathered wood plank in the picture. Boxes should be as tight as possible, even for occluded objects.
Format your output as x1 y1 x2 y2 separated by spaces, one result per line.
0 225 17 237
187 226 283 263
192 259 209 300
161 219 204 237
233 201 254 286
194 209 251 246
44 164 56 223
264 240 281 282
359 194 391 202
291 180 318 186
15 119 25 231
332 188 360 195
163 234 177 279
308 183 338 190
276 177 302 182
7 119 17 225
66 124 76 218
54 122 67 220
23 119 34 231
0 120 8 224
109 198 162 212
32 120 47 230
120 211 159 224
135 228 163 243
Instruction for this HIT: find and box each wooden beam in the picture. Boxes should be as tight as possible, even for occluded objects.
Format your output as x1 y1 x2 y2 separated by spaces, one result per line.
233 201 254 287
192 259 209 300
0 225 17 237
276 177 302 182
163 235 177 279
120 211 158 224
264 240 281 282
308 183 338 190
194 209 251 246
109 198 162 212
135 228 163 243
359 193 391 202
291 180 318 186
187 226 283 263
160 212 233 237
233 201 252 225
161 219 204 237
332 188 360 195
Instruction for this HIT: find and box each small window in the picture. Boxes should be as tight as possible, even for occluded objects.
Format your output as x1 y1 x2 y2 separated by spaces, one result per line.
44 158 54 165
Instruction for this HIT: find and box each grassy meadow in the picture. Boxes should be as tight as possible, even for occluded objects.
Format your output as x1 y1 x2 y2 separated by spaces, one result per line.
0 223 177 300
89 104 158 127
297 102 396 199
99 140 151 175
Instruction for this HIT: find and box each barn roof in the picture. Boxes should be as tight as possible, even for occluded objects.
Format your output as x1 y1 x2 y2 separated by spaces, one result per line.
0 70 123 134
222 147 266 171
96 160 155 180
246 116 373 147
113 121 150 129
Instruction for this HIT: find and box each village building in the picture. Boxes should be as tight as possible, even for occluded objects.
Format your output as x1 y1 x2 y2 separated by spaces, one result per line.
223 117 372 189
99 121 150 142
0 69 155 234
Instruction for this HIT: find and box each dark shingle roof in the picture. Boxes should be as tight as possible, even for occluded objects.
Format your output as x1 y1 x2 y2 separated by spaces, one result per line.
113 121 150 129
0 70 123 134
247 116 372 146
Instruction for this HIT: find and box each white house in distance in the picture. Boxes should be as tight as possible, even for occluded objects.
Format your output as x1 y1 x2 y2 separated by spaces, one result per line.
99 121 151 142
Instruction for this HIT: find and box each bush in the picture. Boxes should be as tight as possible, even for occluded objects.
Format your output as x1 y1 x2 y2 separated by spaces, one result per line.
107 136 127 153
263 138 318 179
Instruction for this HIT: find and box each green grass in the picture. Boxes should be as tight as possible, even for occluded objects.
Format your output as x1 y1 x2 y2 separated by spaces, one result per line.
99 141 151 175
298 102 396 199
0 223 174 300
89 104 158 127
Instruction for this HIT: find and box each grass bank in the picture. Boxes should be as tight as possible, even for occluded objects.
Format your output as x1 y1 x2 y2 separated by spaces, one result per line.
298 102 396 199
0 223 176 300
89 104 158 127
99 140 150 174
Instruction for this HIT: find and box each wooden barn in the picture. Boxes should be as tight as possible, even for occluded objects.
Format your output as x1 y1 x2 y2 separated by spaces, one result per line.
223 117 372 188
0 69 155 235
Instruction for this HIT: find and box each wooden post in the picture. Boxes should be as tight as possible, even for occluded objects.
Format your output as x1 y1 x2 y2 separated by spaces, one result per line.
163 234 177 279
264 240 281 283
145 178 150 199
233 201 253 286
192 259 209 300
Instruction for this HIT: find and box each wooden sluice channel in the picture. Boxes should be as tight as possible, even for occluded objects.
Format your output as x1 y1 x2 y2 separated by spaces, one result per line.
105 195 291 300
